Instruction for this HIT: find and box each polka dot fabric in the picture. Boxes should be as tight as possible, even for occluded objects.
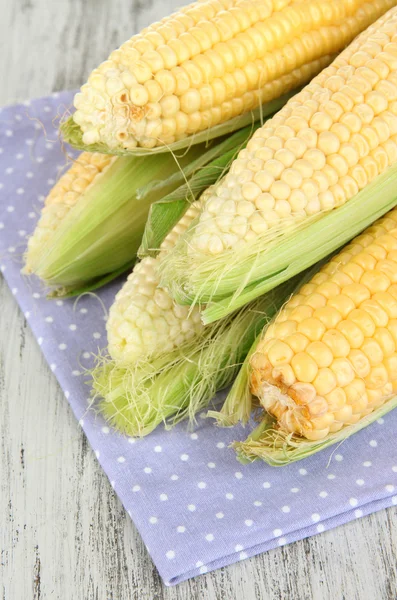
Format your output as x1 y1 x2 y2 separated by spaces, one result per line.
1 92 397 586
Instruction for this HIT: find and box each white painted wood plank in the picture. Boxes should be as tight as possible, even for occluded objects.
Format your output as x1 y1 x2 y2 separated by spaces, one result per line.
1 1 396 598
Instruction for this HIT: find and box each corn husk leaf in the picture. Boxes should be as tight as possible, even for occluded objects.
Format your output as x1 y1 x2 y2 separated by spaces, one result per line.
47 259 136 298
27 148 202 292
234 396 397 467
138 123 261 256
209 264 321 426
161 163 397 324
28 129 255 295
207 332 261 428
91 279 298 438
60 92 297 156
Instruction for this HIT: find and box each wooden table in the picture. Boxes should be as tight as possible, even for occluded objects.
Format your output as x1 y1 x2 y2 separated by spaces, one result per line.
1 1 396 598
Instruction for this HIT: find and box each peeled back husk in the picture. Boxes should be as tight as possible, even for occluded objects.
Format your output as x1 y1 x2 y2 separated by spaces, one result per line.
92 277 300 437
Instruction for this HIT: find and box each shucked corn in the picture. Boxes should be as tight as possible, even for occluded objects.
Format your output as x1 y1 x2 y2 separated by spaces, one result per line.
189 4 397 257
250 207 397 441
107 202 203 364
70 0 395 150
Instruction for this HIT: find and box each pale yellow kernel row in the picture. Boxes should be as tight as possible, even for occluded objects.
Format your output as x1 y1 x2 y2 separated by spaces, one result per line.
107 202 202 364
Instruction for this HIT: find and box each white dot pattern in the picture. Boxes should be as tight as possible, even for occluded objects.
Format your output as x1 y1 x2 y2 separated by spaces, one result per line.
1 91 397 586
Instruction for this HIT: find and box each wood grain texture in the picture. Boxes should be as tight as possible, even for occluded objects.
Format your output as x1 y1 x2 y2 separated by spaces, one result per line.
0 1 396 598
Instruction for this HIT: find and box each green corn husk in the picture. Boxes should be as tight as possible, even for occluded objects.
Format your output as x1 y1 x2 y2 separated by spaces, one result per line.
91 278 298 438
47 260 136 298
60 92 296 157
26 123 262 297
234 396 397 466
209 264 320 427
207 332 261 428
161 162 397 324
23 149 199 293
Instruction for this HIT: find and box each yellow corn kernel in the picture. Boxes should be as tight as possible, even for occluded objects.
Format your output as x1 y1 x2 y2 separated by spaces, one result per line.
322 330 350 357
327 294 356 318
297 318 326 342
313 306 343 329
291 352 318 383
336 320 365 348
359 299 389 327
341 283 371 306
365 364 389 389
285 333 310 353
373 327 396 356
361 338 384 365
306 341 333 368
267 341 294 367
330 358 355 387
312 368 337 396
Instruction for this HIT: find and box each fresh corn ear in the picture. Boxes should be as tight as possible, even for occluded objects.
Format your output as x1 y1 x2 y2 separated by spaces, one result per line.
160 6 397 320
24 124 256 296
61 0 395 155
92 199 299 436
234 207 397 465
23 148 199 293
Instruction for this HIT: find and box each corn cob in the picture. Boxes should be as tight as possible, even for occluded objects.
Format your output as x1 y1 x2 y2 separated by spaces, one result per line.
189 6 397 256
160 5 397 318
250 207 397 443
107 202 204 365
62 0 396 153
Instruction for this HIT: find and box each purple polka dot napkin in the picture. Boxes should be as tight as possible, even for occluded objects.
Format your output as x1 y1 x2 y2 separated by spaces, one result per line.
1 91 397 586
